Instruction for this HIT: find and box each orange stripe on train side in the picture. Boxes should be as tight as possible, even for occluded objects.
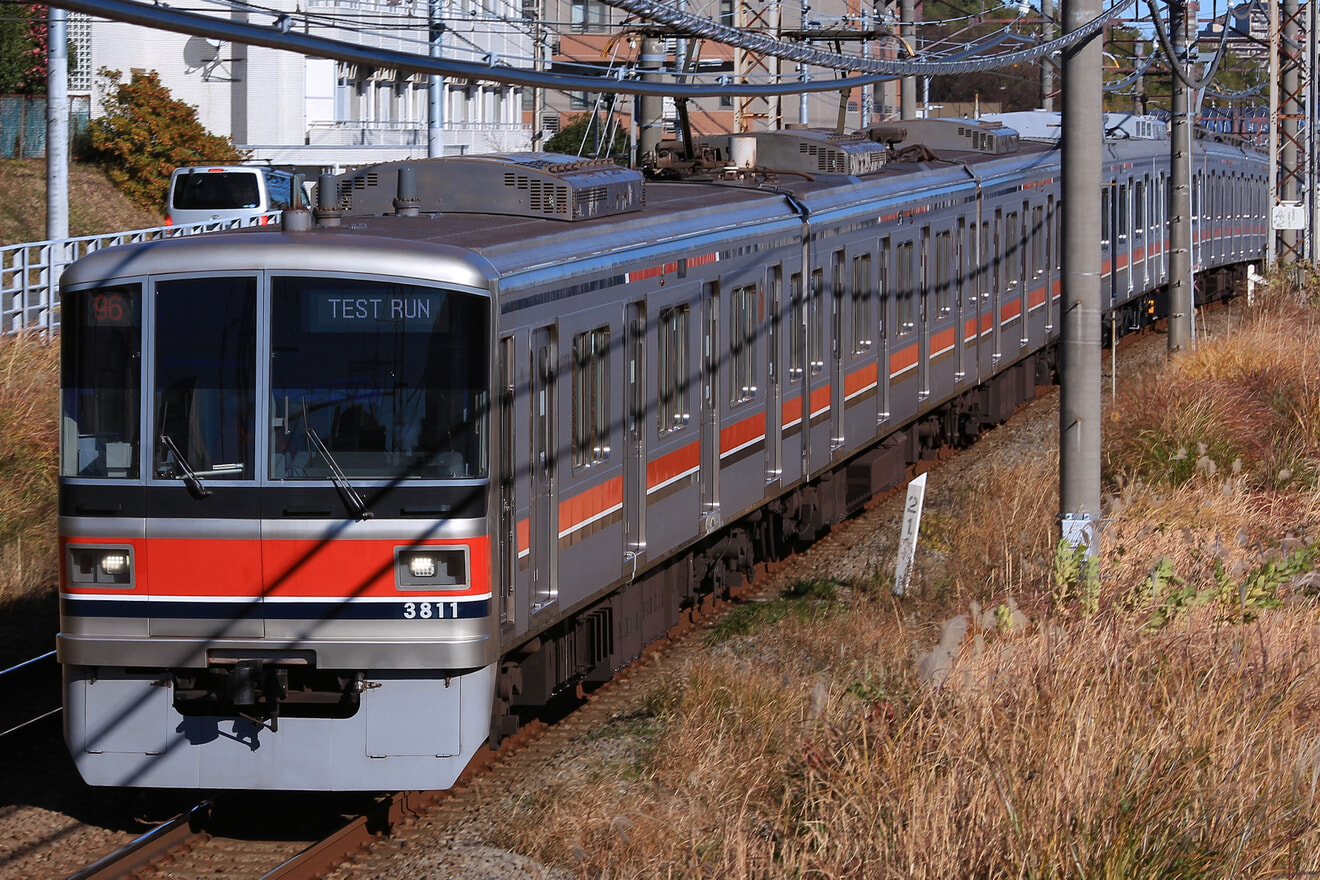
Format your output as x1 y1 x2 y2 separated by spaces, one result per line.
890 342 918 376
930 326 956 356
844 361 878 398
782 394 803 428
647 441 700 489
721 411 766 455
559 476 623 534
810 383 831 416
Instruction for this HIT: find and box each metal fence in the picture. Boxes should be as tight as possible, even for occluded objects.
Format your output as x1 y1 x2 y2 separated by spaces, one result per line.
0 95 92 159
1 213 280 336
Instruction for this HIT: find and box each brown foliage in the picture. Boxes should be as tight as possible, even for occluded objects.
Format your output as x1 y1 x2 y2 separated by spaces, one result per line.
87 69 246 212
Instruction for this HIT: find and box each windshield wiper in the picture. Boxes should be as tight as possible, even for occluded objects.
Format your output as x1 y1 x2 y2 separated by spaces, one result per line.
159 433 212 499
302 400 373 521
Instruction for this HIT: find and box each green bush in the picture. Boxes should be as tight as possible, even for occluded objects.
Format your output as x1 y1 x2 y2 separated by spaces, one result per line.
87 68 246 212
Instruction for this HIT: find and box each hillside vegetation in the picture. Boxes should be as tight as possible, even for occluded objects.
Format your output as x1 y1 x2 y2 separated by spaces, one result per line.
0 158 164 246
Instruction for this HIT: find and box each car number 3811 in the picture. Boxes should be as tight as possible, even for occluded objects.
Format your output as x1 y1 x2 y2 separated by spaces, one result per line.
402 601 461 619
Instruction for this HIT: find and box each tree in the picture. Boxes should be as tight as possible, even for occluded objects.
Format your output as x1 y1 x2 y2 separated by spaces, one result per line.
0 2 46 95
544 111 629 161
87 69 246 211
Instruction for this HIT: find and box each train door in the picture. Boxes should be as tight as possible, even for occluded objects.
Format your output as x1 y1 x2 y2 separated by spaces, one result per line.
806 265 828 475
918 228 931 401
829 249 846 456
955 217 969 382
700 281 721 530
783 270 807 485
878 237 892 423
991 209 1003 371
530 326 558 611
498 333 519 627
765 264 783 484
624 301 647 559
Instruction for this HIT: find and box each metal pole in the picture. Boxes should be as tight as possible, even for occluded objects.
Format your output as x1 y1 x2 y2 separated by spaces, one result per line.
1041 0 1055 111
46 7 69 242
1168 0 1192 353
1058 0 1103 558
427 0 445 158
1283 0 1301 256
639 36 665 158
1267 0 1279 267
900 0 916 119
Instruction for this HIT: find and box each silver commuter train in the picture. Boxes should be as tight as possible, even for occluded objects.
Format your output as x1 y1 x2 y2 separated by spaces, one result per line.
57 116 1269 790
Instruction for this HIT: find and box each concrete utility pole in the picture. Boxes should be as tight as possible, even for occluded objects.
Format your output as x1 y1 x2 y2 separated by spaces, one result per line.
900 0 916 118
1041 0 1054 111
1168 0 1193 353
1058 0 1103 557
46 7 69 242
638 36 665 159
427 0 445 158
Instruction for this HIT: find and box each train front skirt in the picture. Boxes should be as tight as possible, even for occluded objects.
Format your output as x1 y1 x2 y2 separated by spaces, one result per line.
62 663 496 790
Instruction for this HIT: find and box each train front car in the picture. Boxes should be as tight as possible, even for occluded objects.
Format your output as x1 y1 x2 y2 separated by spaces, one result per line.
57 235 500 790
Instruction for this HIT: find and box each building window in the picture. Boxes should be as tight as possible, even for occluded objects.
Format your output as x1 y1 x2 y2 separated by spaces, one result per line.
658 305 690 435
572 326 610 468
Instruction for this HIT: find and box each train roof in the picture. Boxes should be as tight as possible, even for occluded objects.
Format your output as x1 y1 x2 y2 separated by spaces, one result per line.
61 122 1261 292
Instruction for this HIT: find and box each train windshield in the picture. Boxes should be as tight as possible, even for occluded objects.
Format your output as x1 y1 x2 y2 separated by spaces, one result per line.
269 277 490 480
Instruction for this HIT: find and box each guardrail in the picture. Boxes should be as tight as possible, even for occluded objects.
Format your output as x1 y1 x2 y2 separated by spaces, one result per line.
1 213 281 336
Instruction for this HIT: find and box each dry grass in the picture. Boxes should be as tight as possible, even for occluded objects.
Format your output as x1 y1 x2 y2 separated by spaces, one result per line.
0 331 60 606
0 158 164 246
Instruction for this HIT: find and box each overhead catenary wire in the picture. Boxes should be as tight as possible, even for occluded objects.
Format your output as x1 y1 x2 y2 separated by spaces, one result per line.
54 0 1141 96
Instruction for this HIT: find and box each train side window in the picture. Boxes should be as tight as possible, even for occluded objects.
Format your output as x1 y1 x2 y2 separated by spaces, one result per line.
810 267 824 374
730 285 758 404
1031 206 1044 279
1101 187 1111 249
657 305 690 435
1004 212 1019 291
1134 180 1146 237
1118 183 1128 242
934 231 952 316
789 272 805 382
571 326 610 469
896 242 914 334
852 253 872 354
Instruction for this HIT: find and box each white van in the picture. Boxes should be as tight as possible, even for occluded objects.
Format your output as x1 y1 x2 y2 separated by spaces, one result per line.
166 165 307 227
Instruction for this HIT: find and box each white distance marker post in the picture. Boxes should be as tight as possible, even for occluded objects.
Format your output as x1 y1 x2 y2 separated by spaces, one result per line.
893 472 927 596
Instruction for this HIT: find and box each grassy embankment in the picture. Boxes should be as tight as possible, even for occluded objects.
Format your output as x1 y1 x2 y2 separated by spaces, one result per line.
0 158 162 246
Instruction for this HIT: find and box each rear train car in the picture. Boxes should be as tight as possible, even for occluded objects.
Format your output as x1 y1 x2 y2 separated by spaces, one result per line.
56 118 1268 790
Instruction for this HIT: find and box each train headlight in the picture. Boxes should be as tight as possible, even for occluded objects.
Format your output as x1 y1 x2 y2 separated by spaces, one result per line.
396 547 468 590
100 553 129 575
408 555 437 579
67 546 134 587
